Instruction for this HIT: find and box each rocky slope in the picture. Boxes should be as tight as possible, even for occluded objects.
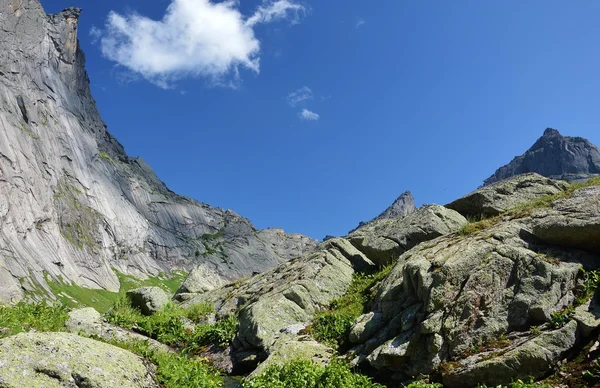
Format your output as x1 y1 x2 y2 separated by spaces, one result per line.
177 174 600 386
484 128 600 185
0 0 316 305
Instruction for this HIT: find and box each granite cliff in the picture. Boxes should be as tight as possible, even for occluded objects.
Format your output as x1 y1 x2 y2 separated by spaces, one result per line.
0 0 316 304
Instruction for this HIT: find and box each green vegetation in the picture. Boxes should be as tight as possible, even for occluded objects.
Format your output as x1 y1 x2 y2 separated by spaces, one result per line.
406 381 443 388
45 270 188 313
99 151 114 163
576 268 600 305
0 303 68 338
20 120 39 139
109 340 224 388
242 359 384 388
107 294 236 353
550 305 574 329
308 265 392 349
457 216 500 237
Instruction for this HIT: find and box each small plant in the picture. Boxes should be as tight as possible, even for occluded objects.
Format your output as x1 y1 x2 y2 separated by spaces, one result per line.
550 305 574 329
242 359 384 388
99 151 114 163
457 217 499 237
406 381 443 388
530 326 542 336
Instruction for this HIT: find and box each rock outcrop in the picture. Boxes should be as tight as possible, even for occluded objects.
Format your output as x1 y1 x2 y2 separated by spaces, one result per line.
484 128 600 185
447 173 569 218
350 191 416 233
0 332 158 387
0 0 316 304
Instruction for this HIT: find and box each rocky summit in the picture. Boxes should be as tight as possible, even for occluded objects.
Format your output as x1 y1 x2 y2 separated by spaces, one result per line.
2 2 600 388
484 128 600 185
0 0 316 304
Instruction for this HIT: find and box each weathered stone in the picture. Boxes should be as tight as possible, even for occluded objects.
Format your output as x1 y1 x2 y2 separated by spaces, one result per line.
484 128 600 185
573 297 600 338
349 312 384 344
178 264 227 294
127 287 170 315
0 332 158 387
250 336 334 377
443 321 578 388
348 205 467 266
532 185 600 253
447 173 569 217
64 307 172 353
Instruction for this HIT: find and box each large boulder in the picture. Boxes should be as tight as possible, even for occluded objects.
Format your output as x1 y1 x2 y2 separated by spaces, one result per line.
532 185 600 253
446 173 569 218
0 332 157 387
126 287 170 315
442 321 578 388
348 205 467 266
65 308 172 352
177 264 227 294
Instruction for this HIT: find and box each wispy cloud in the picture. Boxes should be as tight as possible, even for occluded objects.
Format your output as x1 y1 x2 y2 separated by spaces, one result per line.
94 0 305 88
287 86 313 106
355 18 366 28
89 25 102 43
299 108 319 121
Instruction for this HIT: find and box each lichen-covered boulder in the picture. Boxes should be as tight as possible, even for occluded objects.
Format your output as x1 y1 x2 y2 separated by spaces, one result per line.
446 173 569 217
532 185 600 253
250 336 335 377
178 264 227 294
65 308 172 353
348 205 467 266
0 332 157 387
127 286 170 315
443 321 578 388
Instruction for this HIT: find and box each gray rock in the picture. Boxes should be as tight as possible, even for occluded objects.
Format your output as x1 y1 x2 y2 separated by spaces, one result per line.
349 312 384 344
532 185 600 253
65 307 172 353
178 264 227 294
348 205 467 266
484 128 600 185
573 298 600 338
127 286 170 315
350 191 416 233
447 173 569 217
0 0 316 304
0 332 158 387
443 321 578 388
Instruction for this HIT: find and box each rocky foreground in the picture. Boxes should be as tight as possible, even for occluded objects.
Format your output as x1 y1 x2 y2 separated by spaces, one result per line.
2 173 600 387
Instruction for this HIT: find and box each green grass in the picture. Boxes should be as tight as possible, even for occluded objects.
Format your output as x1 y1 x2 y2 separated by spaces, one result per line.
106 294 236 353
242 359 384 388
308 265 392 349
0 303 69 338
44 270 188 313
109 340 224 388
99 151 114 163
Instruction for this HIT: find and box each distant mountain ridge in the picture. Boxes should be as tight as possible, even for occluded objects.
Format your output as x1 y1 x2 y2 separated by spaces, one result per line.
484 128 600 185
349 191 415 234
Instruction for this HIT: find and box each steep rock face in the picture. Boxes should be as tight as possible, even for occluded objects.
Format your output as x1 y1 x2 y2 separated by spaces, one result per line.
484 128 600 185
0 1 316 304
349 191 415 233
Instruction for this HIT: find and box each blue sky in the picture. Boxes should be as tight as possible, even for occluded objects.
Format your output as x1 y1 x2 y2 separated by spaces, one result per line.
43 1 600 239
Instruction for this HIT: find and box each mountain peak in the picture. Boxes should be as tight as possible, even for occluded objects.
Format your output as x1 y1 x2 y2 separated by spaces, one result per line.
348 190 416 234
484 128 600 185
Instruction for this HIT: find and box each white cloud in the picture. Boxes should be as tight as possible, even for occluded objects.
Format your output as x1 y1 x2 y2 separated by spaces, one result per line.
89 25 102 43
95 0 305 88
287 86 313 106
299 108 319 121
356 18 366 28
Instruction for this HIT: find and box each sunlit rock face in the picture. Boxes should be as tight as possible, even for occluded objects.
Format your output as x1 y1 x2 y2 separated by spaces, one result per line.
0 0 316 304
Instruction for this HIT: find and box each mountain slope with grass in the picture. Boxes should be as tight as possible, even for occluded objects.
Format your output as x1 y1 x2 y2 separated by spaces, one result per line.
0 0 316 305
